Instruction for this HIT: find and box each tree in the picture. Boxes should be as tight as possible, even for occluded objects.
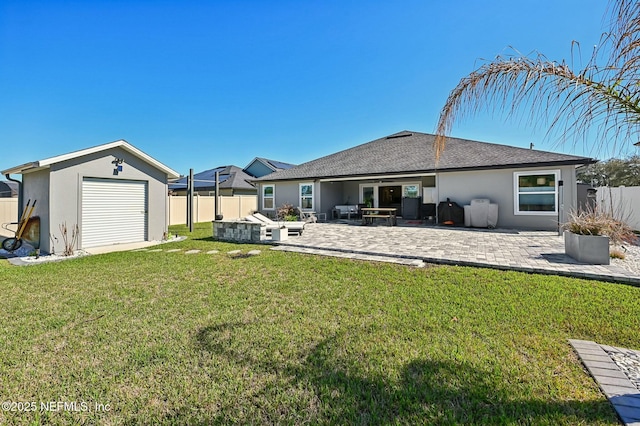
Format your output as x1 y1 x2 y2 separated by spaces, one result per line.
435 0 640 159
577 155 640 186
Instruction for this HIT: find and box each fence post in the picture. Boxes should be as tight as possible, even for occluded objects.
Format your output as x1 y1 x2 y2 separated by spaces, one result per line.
188 168 194 232
195 194 199 224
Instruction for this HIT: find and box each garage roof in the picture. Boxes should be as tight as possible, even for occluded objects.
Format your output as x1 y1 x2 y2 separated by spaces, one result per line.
1 139 180 178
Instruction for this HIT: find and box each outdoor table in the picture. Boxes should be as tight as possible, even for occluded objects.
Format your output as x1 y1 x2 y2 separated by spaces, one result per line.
361 207 397 226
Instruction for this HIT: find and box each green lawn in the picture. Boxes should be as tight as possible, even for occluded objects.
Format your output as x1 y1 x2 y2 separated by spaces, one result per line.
0 222 638 424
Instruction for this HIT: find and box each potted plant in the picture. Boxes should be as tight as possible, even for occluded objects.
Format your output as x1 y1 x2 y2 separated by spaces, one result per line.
272 204 295 241
271 226 288 241
562 207 636 265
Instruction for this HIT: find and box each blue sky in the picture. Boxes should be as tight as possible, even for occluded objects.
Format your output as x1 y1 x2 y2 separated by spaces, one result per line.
0 0 617 176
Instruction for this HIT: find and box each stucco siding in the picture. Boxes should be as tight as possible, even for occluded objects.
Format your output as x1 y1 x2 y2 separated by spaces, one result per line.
48 147 168 252
342 181 361 206
319 182 344 217
21 169 51 251
258 181 299 215
257 165 578 230
437 165 577 230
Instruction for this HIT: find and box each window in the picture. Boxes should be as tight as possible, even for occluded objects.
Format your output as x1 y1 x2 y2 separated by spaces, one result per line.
299 183 314 210
402 184 420 198
514 171 559 215
262 184 275 210
362 186 375 207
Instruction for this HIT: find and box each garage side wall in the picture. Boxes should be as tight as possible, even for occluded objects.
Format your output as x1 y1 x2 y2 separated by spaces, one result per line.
49 147 169 252
21 169 51 252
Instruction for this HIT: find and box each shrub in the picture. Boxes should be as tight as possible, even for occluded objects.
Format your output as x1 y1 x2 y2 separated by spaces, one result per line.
563 207 637 246
276 204 297 221
610 248 626 259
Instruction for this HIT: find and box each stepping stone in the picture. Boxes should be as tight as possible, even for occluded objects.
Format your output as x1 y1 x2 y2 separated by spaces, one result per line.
247 250 261 256
184 250 201 254
227 250 242 255
206 250 219 254
166 249 182 253
131 248 149 252
148 249 163 252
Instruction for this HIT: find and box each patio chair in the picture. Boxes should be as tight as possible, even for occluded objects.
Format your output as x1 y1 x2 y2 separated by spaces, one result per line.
244 214 304 235
253 212 306 228
296 207 318 223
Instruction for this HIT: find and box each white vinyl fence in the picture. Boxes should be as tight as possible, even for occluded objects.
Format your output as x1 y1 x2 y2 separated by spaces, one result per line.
168 195 257 226
0 198 18 237
596 186 640 231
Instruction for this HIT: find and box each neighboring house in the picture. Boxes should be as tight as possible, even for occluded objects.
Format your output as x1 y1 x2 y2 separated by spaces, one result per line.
1 140 179 253
253 131 597 230
169 159 296 196
0 180 18 197
169 166 256 196
244 157 296 178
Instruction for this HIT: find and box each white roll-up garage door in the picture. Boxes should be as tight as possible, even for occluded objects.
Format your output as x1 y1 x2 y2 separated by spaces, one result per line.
81 178 148 248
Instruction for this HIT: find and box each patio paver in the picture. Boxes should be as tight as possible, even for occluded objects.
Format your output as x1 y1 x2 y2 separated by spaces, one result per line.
570 340 640 426
271 223 640 285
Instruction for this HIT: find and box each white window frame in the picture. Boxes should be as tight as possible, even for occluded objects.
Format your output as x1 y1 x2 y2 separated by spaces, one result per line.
513 170 559 215
299 182 314 211
262 184 275 210
402 184 420 198
359 181 423 207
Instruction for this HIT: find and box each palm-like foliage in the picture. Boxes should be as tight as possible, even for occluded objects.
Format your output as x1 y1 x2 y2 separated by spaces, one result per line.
435 0 640 159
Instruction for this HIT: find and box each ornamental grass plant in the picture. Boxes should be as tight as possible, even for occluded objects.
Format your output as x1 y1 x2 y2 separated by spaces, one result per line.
563 206 637 246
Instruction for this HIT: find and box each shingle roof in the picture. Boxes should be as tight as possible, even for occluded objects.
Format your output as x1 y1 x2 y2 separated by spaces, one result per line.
169 165 255 191
243 157 296 177
254 131 596 182
0 180 18 197
258 158 296 171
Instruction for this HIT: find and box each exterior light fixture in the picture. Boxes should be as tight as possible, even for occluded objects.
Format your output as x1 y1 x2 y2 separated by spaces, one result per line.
112 157 124 175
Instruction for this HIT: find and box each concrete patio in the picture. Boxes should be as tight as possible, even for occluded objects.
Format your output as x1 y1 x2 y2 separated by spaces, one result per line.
271 222 640 285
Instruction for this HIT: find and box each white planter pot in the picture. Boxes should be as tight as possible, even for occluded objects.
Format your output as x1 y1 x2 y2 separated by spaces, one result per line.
564 230 610 265
271 227 288 241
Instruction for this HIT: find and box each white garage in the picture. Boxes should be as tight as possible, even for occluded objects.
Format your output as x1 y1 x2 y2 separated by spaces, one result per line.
81 178 149 248
1 140 179 254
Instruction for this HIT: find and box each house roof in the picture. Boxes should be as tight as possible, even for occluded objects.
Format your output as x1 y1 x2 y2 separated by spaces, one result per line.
0 180 18 197
1 139 180 178
243 157 296 176
254 131 597 182
256 158 296 171
169 165 256 191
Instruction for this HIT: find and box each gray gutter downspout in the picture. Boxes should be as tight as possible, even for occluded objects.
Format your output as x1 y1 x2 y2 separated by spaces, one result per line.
4 173 23 218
